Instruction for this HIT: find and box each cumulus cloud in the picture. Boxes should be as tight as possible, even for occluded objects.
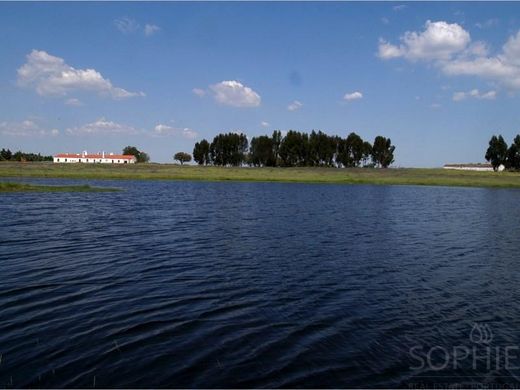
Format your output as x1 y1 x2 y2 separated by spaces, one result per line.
192 88 206 97
17 50 144 99
209 80 261 107
287 100 303 111
66 118 138 135
261 121 270 128
378 20 470 61
0 120 59 137
379 21 520 90
393 4 407 11
153 124 198 139
144 24 160 36
344 91 363 101
452 89 497 101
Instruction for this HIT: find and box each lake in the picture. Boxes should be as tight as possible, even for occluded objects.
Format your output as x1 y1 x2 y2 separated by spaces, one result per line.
1 179 520 388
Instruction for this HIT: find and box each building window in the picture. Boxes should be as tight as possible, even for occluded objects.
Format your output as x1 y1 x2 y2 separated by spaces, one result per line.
65 159 67 162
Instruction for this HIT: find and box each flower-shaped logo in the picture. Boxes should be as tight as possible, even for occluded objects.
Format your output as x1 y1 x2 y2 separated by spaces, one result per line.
469 323 493 344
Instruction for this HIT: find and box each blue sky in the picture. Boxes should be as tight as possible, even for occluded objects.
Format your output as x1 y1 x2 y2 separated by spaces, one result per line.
2 2 520 166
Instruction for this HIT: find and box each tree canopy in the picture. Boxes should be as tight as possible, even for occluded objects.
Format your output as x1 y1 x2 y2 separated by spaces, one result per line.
209 132 249 166
0 148 51 162
123 146 150 163
485 134 520 171
191 130 396 168
174 152 192 165
371 136 395 168
193 140 211 165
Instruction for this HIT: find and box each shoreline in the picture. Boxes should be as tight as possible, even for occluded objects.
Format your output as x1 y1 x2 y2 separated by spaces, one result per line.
1 162 520 189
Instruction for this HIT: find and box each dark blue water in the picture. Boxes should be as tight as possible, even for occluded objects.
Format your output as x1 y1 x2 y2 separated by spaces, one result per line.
2 179 520 388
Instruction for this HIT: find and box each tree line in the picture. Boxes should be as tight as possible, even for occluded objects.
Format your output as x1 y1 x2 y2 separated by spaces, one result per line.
485 135 520 170
191 131 395 168
0 148 52 162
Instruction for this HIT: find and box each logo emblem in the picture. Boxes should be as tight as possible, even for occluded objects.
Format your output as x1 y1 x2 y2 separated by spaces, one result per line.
469 323 493 344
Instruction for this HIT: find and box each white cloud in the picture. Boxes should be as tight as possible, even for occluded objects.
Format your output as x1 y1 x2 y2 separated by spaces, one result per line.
393 4 407 11
343 91 363 101
153 124 198 139
114 17 160 37
452 89 497 101
65 98 83 106
378 39 404 59
209 80 261 107
379 21 520 90
381 17 390 25
440 31 520 89
287 100 303 111
114 17 140 34
144 24 160 36
17 50 144 99
66 118 138 135
261 121 270 128
0 119 59 137
192 88 206 97
378 20 470 61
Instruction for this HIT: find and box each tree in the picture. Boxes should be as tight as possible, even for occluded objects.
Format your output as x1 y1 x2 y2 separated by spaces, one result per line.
371 136 395 168
250 135 275 167
123 146 150 163
506 135 520 170
193 139 210 165
209 132 248 166
336 132 366 167
0 148 12 161
279 130 309 167
362 141 373 167
174 152 192 165
485 135 508 171
272 130 282 166
309 130 336 166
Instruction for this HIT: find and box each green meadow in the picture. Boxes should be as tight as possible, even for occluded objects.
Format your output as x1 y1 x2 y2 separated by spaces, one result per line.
1 162 520 189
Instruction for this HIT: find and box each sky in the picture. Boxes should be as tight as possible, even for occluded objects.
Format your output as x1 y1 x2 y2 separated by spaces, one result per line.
2 2 520 166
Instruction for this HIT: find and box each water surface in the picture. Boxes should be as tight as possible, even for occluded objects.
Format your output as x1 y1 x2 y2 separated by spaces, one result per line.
1 179 520 388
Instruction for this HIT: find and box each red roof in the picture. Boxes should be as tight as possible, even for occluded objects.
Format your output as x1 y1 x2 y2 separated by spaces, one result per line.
54 153 135 160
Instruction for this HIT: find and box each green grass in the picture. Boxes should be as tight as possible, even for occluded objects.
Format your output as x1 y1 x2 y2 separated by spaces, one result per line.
0 161 519 189
0 181 119 193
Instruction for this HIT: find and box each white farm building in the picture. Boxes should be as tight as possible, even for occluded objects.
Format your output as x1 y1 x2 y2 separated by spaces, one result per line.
443 163 505 172
53 151 136 164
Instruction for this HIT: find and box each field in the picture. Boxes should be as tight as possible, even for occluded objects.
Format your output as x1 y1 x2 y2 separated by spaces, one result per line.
1 162 520 189
0 181 118 193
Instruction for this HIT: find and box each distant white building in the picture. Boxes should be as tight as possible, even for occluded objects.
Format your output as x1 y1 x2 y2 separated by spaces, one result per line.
53 151 136 164
443 163 505 172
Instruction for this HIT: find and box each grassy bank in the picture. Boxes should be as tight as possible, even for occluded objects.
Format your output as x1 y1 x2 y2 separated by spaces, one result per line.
0 162 519 189
0 181 119 193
